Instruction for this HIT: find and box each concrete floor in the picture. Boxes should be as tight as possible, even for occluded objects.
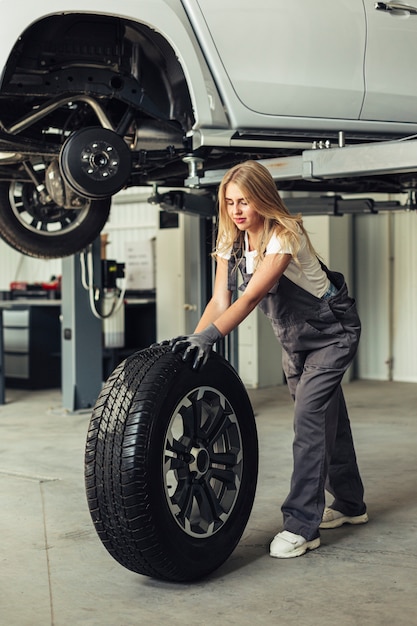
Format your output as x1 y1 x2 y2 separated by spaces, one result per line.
1 379 416 626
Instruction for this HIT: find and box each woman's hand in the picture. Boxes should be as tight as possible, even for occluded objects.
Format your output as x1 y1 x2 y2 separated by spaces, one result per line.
171 323 223 370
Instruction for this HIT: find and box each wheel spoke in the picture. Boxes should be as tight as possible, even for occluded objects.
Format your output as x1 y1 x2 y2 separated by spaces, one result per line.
200 479 226 519
196 390 225 439
193 482 219 530
179 402 199 441
173 479 195 523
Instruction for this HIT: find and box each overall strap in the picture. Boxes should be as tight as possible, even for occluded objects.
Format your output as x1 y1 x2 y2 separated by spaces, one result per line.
227 242 245 291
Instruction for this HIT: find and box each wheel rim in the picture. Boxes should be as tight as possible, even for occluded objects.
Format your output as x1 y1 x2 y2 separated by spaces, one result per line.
163 386 243 538
9 179 91 236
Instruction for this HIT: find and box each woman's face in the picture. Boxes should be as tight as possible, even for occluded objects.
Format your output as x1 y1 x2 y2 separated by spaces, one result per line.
224 181 264 237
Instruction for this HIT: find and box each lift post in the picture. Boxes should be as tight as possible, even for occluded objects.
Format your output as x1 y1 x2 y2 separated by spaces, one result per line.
0 310 4 405
61 239 103 412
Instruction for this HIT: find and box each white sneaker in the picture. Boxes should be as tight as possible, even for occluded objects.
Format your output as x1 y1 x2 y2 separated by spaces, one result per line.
269 530 320 559
320 507 369 529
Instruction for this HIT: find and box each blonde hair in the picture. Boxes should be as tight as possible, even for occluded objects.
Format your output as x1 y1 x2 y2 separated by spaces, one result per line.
214 160 316 268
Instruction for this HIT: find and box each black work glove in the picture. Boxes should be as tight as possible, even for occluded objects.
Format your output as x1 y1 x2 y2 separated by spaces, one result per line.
170 323 223 370
150 339 170 348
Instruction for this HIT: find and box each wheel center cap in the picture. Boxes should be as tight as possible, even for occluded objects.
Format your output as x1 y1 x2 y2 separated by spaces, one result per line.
91 151 110 169
189 446 210 478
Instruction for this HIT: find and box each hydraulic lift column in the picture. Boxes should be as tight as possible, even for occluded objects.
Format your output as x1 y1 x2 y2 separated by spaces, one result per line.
61 239 102 411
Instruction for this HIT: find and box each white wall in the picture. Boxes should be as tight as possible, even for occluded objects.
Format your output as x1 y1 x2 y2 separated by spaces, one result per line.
0 239 61 292
301 206 417 384
355 209 417 382
392 211 417 382
102 188 159 278
354 213 391 380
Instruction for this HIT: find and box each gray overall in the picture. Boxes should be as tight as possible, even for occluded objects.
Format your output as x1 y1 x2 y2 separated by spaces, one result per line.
229 254 366 540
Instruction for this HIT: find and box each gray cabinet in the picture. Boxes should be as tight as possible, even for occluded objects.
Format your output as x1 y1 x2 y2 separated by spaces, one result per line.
3 303 61 388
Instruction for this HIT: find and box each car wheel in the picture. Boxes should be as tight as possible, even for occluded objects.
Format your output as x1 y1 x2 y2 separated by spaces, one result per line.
0 179 111 258
85 345 258 582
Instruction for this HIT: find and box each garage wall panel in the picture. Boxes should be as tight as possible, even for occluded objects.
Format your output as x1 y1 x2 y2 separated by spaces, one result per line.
104 190 159 266
392 212 417 382
354 213 391 380
102 189 159 296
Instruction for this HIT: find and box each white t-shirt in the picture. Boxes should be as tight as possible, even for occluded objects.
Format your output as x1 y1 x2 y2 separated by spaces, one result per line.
218 231 330 298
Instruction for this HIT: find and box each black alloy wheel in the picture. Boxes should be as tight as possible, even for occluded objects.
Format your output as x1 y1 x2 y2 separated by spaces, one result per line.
85 345 258 582
0 179 111 258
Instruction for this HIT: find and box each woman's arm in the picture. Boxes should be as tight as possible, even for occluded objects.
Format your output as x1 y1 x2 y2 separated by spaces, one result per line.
210 252 292 336
194 257 232 332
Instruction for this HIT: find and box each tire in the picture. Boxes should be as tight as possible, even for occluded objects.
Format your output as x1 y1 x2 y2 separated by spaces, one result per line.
85 345 258 582
0 180 111 258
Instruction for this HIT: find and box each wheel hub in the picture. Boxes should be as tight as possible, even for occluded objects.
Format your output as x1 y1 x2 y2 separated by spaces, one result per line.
189 446 210 478
81 142 119 180
59 126 132 199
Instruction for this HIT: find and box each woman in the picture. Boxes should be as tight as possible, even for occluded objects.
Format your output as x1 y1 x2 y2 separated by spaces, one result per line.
171 160 368 558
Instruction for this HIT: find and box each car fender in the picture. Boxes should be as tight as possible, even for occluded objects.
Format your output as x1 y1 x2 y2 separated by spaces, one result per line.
0 0 228 130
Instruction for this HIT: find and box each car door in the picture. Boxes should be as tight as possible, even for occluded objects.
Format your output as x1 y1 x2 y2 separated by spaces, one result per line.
185 0 366 120
361 0 417 123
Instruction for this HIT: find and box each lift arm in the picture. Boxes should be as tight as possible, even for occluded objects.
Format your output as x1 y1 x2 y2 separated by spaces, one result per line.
188 136 417 188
